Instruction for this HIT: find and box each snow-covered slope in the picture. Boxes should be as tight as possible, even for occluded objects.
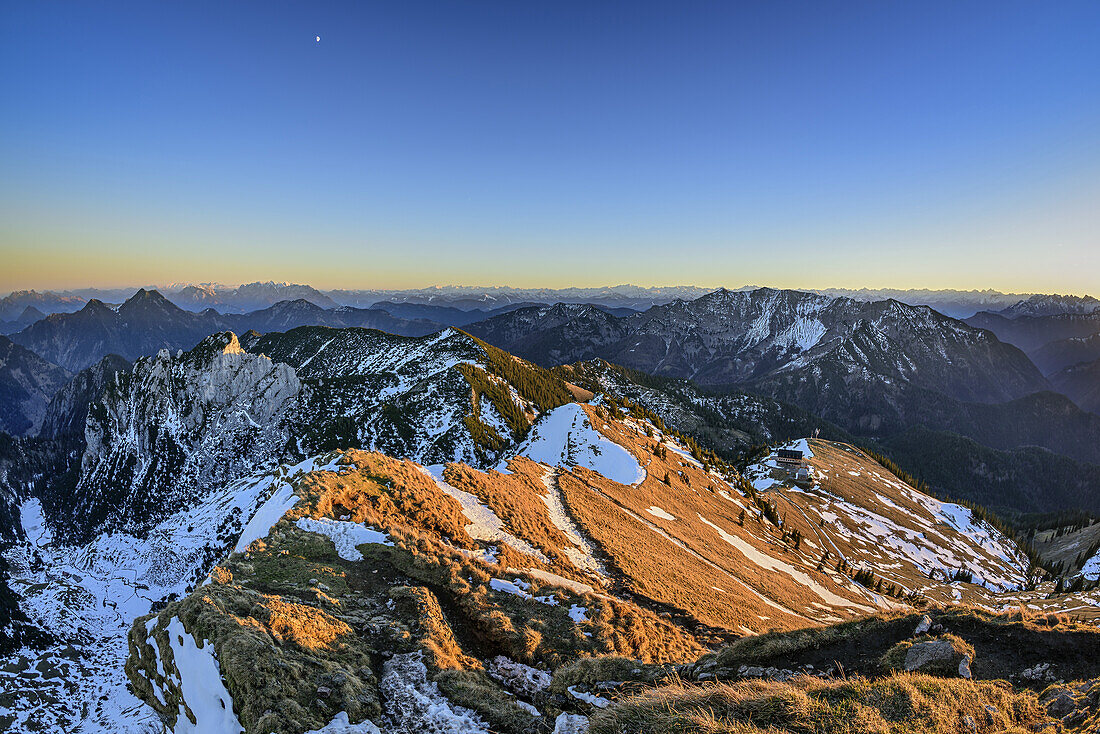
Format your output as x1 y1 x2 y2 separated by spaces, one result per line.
746 441 1031 595
0 454 345 732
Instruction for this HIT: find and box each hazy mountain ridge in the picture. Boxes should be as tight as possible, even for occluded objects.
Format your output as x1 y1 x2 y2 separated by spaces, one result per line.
0 291 86 322
995 293 1100 319
1051 358 1100 415
8 283 1092 321
171 281 340 312
0 307 47 336
38 354 131 440
1030 333 1100 376
965 311 1100 354
8 290 446 372
0 336 71 437
879 427 1100 516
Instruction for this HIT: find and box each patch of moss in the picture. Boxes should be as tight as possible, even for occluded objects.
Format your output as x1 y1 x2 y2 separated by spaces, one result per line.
435 669 537 734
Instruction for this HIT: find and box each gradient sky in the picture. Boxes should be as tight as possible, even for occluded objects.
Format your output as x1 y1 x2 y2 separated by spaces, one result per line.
2 1 1099 294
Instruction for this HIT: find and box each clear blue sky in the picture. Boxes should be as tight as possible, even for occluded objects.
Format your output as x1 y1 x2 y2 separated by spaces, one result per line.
2 1 1098 293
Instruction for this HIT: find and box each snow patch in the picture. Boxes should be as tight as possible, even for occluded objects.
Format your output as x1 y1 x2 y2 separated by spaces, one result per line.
294 517 393 561
510 404 645 485
490 577 532 598
567 686 611 709
380 652 490 733
18 498 53 547
553 712 590 734
164 616 243 734
419 465 548 562
697 514 870 612
487 656 551 698
305 711 382 733
646 506 676 521
539 470 608 577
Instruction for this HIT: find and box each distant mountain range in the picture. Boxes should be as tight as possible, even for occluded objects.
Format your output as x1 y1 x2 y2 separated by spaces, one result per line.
995 293 1100 319
5 282 1096 324
0 306 46 336
6 290 446 372
465 287 1100 474
1030 333 1100 375
957 301 1100 420
1052 358 1100 415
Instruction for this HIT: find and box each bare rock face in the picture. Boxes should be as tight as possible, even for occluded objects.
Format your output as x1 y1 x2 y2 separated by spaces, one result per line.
902 637 973 677
71 332 301 539
60 327 569 541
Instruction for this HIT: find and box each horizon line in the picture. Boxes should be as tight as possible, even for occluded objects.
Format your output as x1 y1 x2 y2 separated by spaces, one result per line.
3 282 1095 300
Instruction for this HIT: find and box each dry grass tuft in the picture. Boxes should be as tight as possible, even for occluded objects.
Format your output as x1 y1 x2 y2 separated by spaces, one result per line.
590 673 1050 734
259 595 351 650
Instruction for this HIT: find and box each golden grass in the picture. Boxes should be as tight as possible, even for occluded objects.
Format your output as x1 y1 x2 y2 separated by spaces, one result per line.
291 450 475 547
558 469 807 633
377 523 704 666
565 381 596 402
590 673 1050 734
259 595 351 650
443 458 575 564
547 416 877 633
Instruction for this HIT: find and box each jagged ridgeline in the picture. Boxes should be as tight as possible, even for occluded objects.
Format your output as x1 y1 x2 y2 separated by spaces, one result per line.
60 327 573 541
